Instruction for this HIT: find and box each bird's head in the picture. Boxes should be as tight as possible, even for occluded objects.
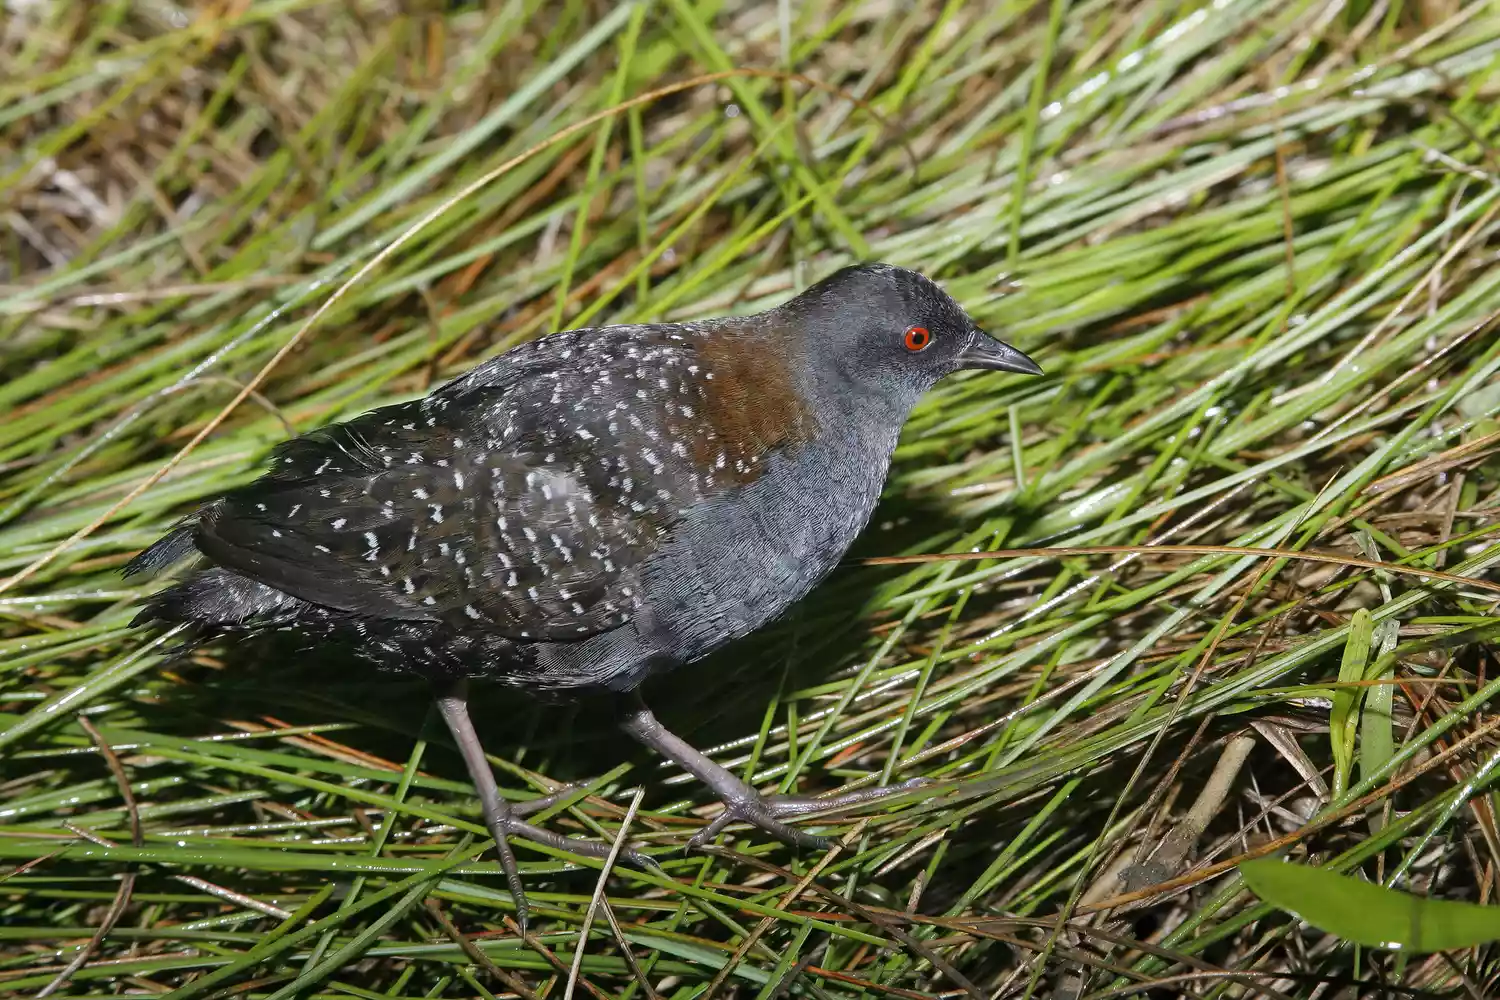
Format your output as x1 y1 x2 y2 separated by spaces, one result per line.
779 262 1041 403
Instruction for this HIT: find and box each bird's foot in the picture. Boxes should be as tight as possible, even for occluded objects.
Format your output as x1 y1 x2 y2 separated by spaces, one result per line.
478 805 659 936
435 682 657 933
689 777 929 850
489 810 659 873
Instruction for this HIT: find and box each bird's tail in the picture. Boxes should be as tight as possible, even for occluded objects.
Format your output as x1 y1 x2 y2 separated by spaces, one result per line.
130 567 299 629
126 520 300 630
124 524 198 580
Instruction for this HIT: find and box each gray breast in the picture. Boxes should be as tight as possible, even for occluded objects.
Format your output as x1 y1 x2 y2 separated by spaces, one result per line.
643 422 901 666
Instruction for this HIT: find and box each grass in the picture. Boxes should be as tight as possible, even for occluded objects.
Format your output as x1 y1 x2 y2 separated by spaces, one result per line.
3 0 1500 997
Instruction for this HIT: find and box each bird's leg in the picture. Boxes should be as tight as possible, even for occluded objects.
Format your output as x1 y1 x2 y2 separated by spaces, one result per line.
433 679 654 929
618 692 924 850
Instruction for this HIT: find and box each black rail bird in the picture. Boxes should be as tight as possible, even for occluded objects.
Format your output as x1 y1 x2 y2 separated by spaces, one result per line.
129 262 1042 922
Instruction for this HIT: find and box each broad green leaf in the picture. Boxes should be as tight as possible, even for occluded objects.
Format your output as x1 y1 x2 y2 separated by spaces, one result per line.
1241 858 1500 952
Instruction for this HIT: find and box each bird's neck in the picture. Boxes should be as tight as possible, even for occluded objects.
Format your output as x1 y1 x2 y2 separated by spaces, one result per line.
804 367 922 457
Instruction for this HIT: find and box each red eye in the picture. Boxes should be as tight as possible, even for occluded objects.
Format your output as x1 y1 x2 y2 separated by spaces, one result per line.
904 326 931 352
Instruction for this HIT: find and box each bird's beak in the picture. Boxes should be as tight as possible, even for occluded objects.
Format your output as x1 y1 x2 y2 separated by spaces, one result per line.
958 330 1043 375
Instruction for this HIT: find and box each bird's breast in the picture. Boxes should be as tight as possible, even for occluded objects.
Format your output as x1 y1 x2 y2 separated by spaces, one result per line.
638 422 902 664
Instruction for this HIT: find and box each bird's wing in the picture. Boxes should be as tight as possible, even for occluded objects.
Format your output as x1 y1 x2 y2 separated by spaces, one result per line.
194 395 674 642
193 319 815 642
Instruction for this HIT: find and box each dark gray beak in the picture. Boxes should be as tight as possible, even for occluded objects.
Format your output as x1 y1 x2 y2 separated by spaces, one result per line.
958 331 1043 375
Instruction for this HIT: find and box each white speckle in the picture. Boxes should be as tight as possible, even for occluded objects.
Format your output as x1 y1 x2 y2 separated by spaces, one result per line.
453 471 465 490
402 578 416 594
332 518 347 529
465 605 483 619
497 516 507 530
422 596 436 605
430 505 444 524
255 503 267 512
289 504 302 516
271 529 283 538
314 459 332 475
315 544 331 553
413 488 429 500
365 532 378 547
527 586 540 599
523 527 537 542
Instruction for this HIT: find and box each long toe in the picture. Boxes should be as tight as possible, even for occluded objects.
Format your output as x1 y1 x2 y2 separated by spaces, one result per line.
689 800 832 851
507 783 585 818
502 816 656 875
765 776 932 818
486 826 529 933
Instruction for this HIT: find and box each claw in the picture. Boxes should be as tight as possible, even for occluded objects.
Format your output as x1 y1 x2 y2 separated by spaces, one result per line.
617 844 664 874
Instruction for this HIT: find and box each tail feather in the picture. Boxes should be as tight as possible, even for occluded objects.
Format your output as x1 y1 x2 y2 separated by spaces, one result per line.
131 567 303 629
124 524 200 579
130 505 301 629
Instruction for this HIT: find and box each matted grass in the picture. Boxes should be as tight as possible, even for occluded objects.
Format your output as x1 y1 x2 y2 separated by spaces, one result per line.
3 1 1500 997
